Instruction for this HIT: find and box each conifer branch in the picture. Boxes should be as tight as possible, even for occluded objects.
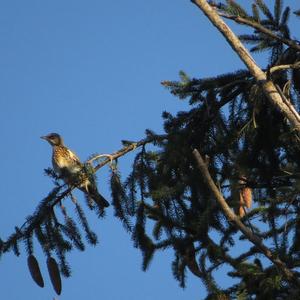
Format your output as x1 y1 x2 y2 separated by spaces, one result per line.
1 136 166 256
192 148 300 285
215 11 300 52
191 0 300 133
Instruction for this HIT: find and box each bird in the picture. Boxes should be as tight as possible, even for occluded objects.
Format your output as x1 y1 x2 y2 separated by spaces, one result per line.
41 133 109 208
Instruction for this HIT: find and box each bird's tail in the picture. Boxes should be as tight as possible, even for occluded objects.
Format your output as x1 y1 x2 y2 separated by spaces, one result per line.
81 184 110 208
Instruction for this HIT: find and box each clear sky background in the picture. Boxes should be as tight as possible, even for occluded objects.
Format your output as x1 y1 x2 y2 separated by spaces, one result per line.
0 1 299 299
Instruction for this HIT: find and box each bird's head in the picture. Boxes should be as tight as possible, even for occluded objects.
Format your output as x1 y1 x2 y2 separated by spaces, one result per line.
41 133 64 146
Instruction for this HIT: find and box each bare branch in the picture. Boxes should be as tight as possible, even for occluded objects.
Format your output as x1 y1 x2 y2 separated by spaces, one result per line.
269 62 300 74
87 154 114 165
93 136 165 171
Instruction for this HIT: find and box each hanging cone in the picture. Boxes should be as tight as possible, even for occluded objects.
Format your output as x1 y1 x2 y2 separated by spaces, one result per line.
27 255 44 288
238 176 252 217
238 191 246 217
242 187 252 209
47 257 62 295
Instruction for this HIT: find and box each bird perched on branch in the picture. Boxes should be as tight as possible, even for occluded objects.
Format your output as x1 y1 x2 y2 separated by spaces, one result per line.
41 133 109 208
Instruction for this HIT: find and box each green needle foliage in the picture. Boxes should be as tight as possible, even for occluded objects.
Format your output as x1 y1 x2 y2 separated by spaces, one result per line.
111 1 300 299
1 1 300 299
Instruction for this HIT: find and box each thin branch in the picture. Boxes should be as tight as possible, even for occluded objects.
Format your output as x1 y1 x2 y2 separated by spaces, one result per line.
191 0 300 133
216 11 300 52
275 84 300 123
93 136 166 171
270 62 300 74
2 186 71 252
87 154 114 165
192 148 299 285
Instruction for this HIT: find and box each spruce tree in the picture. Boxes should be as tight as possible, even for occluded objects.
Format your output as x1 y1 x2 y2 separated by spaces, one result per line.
1 1 300 299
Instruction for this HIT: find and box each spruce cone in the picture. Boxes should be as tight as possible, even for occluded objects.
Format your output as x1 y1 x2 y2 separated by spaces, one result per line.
27 255 44 288
47 257 62 295
242 187 252 209
238 176 252 217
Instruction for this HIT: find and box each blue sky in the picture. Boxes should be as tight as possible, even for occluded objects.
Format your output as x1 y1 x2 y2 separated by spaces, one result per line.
0 1 299 299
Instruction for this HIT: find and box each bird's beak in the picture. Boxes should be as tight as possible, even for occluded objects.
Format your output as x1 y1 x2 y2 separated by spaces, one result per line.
40 136 48 141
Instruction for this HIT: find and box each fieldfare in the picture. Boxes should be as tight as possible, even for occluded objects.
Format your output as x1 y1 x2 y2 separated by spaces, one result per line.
41 133 109 208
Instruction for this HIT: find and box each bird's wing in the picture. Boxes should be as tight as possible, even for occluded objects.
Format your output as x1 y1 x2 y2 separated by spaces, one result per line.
53 146 82 172
67 148 81 164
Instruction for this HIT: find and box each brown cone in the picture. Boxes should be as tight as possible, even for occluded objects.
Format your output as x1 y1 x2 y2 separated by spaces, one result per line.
47 257 62 295
27 255 44 288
